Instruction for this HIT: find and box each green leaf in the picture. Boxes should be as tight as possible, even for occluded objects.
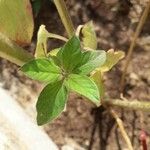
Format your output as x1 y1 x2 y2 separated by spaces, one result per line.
47 48 61 67
36 81 68 125
0 0 34 46
65 74 100 105
82 21 97 50
100 49 125 72
57 36 82 72
21 58 61 83
91 71 104 99
76 50 106 75
35 25 50 58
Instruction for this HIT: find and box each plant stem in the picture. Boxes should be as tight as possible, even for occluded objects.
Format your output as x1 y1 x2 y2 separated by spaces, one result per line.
120 1 150 91
48 33 68 42
0 33 33 66
53 0 74 38
109 109 133 150
104 99 150 111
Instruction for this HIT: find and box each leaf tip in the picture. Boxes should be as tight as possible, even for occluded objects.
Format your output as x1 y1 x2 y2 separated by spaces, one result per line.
36 113 48 126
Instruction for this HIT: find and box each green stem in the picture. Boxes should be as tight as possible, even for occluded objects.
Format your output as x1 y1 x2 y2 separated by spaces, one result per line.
53 0 74 38
104 99 150 111
0 33 33 66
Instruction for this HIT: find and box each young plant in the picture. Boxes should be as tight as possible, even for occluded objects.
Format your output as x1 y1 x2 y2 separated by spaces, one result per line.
0 0 150 149
0 3 150 149
20 20 125 125
21 35 106 125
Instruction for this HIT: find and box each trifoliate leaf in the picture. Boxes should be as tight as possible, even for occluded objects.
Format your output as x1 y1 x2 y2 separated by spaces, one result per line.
21 58 61 83
100 49 125 72
82 21 97 49
36 81 68 125
0 0 34 46
65 74 100 105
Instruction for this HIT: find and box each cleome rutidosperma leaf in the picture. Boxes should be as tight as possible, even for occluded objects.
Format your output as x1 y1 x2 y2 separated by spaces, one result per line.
21 35 106 125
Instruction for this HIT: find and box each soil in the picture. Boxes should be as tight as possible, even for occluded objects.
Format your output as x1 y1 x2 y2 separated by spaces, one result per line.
0 0 150 149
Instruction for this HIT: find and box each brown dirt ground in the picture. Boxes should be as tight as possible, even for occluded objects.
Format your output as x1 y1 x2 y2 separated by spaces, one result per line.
0 0 150 149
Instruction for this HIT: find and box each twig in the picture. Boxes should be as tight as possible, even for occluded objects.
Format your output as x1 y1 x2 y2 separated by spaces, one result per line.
53 0 74 38
104 99 150 111
109 108 133 150
120 1 150 91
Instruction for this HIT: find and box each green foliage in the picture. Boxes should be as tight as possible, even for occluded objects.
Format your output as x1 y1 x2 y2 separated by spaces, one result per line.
21 36 106 125
0 0 34 46
17 9 124 125
21 26 125 125
36 80 68 125
20 58 62 83
65 74 100 106
57 36 82 72
76 50 106 75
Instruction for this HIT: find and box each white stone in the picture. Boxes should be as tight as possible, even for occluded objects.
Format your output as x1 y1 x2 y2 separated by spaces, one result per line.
0 88 58 150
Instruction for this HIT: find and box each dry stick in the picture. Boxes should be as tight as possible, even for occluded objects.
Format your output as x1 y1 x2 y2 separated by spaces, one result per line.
104 99 150 111
53 0 74 38
109 108 134 150
120 1 150 91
